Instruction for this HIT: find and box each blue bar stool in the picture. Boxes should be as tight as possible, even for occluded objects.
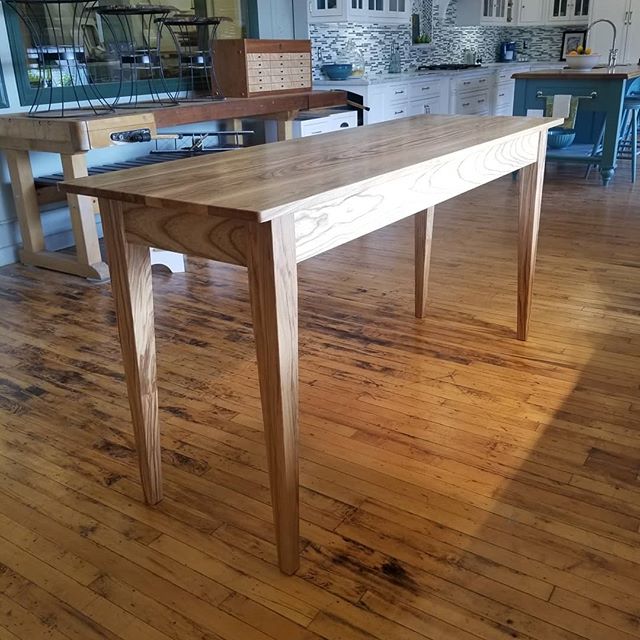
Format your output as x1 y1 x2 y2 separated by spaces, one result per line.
587 96 640 182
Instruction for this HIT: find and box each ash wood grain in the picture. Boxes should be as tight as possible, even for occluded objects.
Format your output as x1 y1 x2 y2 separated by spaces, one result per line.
122 204 248 266
517 131 548 341
247 216 300 575
100 198 162 505
414 208 435 319
61 116 561 220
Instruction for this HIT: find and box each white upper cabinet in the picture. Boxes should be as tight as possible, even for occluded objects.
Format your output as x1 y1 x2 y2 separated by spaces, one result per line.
307 0 410 23
547 0 591 23
516 0 546 23
589 0 640 65
457 0 514 25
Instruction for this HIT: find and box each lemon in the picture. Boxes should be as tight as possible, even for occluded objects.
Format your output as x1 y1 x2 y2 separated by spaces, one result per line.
577 45 584 54
568 51 578 56
585 47 592 55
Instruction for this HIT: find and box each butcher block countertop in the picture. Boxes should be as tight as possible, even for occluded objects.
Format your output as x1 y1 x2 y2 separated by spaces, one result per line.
513 65 640 80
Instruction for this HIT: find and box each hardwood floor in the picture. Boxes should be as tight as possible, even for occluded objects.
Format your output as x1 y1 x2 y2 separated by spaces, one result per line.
0 163 639 640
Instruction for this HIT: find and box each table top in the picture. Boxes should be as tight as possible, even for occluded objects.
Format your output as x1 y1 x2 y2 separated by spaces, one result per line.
62 115 560 223
513 65 640 80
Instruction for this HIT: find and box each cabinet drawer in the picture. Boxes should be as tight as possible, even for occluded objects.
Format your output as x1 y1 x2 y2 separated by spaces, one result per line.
495 83 515 109
456 92 490 115
296 118 335 137
496 65 529 83
409 96 443 116
456 74 492 92
385 102 409 120
409 78 441 99
386 84 409 104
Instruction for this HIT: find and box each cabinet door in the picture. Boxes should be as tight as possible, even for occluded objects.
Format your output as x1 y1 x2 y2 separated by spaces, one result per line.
518 0 545 23
386 0 410 19
571 0 590 20
624 0 640 64
309 0 344 17
366 0 385 18
588 0 627 60
548 0 572 21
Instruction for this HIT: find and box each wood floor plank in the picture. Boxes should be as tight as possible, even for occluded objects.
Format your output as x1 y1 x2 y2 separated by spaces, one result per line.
1 167 640 639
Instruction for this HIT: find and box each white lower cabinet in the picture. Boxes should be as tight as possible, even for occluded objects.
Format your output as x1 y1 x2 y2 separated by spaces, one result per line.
450 71 493 116
491 64 530 116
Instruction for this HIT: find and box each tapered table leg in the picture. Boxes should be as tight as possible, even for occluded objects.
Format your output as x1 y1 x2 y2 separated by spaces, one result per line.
247 215 299 575
517 132 548 341
415 207 435 319
100 199 163 505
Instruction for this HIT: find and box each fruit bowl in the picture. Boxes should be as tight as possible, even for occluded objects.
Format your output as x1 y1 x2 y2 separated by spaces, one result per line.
565 53 601 70
548 127 576 149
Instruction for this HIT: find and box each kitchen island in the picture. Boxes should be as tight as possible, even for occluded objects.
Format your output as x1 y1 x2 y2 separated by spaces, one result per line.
513 66 640 185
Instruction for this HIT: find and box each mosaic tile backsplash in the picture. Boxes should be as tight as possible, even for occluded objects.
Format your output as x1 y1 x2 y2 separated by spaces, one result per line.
310 0 581 77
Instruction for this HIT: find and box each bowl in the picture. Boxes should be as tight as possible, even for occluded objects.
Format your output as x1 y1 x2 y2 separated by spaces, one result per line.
565 53 601 70
321 63 353 80
547 127 576 149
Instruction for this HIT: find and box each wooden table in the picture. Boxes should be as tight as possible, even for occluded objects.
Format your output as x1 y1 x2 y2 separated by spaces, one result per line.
0 91 346 280
513 66 640 185
62 114 561 575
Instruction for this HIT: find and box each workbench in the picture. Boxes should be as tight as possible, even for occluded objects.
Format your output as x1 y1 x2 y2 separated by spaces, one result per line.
0 91 347 280
63 113 561 575
513 66 640 185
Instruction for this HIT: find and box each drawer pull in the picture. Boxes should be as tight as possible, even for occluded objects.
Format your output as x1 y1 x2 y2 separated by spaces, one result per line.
478 99 486 103
462 102 470 107
479 78 487 83
394 109 404 115
395 90 404 95
499 93 505 97
421 86 431 91
463 81 471 85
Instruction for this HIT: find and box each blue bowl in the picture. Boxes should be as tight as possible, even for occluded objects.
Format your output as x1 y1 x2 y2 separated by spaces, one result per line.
548 127 576 149
321 63 353 80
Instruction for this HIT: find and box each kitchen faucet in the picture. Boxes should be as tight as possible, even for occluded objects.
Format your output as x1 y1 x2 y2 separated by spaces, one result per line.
585 19 618 68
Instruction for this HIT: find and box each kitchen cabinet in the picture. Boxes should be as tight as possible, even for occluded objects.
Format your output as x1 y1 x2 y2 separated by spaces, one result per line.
450 71 493 115
307 0 410 23
457 0 514 25
589 0 640 65
492 64 530 115
313 75 449 123
516 0 546 24
547 0 591 23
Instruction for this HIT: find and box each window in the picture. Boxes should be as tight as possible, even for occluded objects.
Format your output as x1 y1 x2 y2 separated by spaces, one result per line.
4 0 249 108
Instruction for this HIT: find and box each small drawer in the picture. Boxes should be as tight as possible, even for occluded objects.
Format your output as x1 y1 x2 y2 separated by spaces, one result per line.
386 84 409 104
247 60 268 71
409 98 436 116
248 81 273 93
385 102 409 120
456 90 490 115
456 74 492 92
409 78 441 99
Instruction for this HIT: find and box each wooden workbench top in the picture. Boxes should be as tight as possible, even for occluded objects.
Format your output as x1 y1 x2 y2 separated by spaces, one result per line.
0 91 347 153
513 65 640 80
62 114 560 223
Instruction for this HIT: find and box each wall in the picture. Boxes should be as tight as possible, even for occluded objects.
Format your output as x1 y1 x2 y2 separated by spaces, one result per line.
310 0 577 77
